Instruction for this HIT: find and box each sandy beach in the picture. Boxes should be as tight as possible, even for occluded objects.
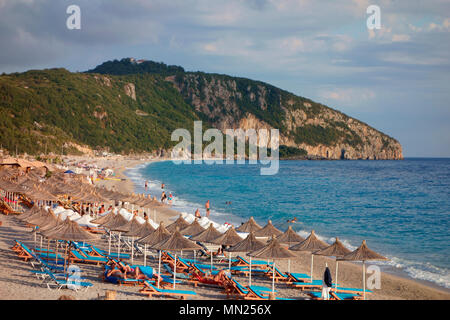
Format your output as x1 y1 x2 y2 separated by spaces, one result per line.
0 155 449 300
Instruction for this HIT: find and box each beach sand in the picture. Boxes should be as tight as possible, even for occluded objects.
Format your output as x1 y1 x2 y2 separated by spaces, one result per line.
0 155 448 300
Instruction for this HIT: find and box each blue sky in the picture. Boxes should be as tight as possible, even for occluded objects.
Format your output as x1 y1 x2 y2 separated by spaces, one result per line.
1 0 449 157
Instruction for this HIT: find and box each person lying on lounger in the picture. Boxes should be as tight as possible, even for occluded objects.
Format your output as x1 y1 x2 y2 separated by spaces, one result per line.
106 265 148 280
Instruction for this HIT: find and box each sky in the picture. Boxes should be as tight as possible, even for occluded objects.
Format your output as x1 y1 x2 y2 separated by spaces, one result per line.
0 0 449 157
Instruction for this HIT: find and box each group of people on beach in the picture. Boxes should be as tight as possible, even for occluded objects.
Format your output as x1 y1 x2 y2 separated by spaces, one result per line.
147 180 212 218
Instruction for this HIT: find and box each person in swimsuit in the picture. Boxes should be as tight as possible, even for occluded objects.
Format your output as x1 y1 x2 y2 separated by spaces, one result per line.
168 193 173 205
205 200 210 217
195 208 201 218
106 263 147 280
161 191 167 203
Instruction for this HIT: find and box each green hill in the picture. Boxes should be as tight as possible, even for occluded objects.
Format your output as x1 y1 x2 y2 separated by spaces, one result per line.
0 58 403 159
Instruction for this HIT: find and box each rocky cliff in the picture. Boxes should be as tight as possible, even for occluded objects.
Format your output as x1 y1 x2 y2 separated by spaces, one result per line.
168 72 403 160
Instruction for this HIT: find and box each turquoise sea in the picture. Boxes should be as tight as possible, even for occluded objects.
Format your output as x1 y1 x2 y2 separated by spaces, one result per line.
125 158 450 289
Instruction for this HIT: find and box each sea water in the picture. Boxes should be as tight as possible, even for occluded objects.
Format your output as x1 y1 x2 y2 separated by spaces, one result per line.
125 158 450 289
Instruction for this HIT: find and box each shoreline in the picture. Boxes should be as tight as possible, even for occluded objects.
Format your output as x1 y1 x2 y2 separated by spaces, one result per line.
56 155 450 299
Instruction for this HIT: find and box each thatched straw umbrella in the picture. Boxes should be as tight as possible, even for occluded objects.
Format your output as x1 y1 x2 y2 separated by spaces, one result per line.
91 210 115 225
226 232 265 286
210 226 243 271
166 215 190 233
248 237 296 294
99 213 129 255
117 216 144 264
236 216 262 233
126 219 156 239
180 218 205 237
151 228 201 289
337 240 388 299
41 219 99 275
289 230 328 282
106 214 131 259
254 220 283 237
313 237 351 291
190 223 223 271
277 225 305 244
276 225 305 272
137 222 171 268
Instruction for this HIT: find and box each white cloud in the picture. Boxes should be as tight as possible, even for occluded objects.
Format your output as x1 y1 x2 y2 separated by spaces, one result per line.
319 88 376 105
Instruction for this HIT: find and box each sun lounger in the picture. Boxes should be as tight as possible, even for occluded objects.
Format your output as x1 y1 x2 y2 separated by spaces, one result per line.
331 291 362 300
286 272 312 283
78 242 130 260
332 286 373 295
41 269 93 292
245 286 294 300
229 265 269 276
264 265 290 282
224 278 274 299
140 280 197 299
291 280 339 291
232 255 273 267
69 248 108 265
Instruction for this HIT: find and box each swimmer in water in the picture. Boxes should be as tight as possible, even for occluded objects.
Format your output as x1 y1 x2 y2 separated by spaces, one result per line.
287 217 298 223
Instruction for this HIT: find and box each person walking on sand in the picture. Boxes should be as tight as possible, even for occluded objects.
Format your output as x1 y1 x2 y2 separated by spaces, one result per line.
322 263 333 300
205 200 210 217
161 191 167 203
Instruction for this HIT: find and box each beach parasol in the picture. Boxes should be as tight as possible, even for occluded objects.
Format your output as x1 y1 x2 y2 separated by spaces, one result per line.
190 223 223 271
41 219 99 275
99 212 128 255
289 230 328 282
276 225 305 272
313 237 351 291
116 216 144 263
248 237 296 294
226 231 265 286
337 240 388 299
137 221 171 269
254 220 283 237
210 226 243 272
236 216 262 233
151 228 201 289
91 210 115 224
166 215 190 233
179 218 205 236
277 225 305 244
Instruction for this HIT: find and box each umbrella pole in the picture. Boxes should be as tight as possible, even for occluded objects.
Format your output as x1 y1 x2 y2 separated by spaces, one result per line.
108 230 111 255
288 259 290 273
131 237 134 264
210 251 213 272
229 252 231 273
336 261 339 290
310 254 314 283
157 250 161 289
144 244 147 267
55 240 59 265
118 232 121 258
249 257 252 286
272 261 275 294
174 253 177 289
363 261 366 300
63 242 68 275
